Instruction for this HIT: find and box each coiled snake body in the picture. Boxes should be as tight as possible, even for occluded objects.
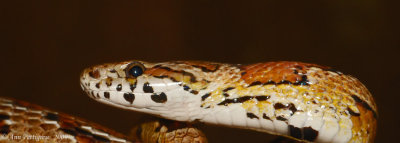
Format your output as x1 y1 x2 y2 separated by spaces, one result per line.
0 61 377 143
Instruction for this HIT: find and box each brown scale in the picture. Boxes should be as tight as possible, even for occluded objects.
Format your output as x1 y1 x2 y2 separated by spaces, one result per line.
175 61 220 72
145 66 192 83
145 65 210 91
240 61 329 85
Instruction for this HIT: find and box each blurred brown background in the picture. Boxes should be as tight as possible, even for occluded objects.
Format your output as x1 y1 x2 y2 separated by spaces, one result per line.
1 1 398 142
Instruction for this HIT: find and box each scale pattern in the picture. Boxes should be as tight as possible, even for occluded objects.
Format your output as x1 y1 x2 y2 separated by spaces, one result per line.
130 119 207 143
0 97 131 143
80 61 377 143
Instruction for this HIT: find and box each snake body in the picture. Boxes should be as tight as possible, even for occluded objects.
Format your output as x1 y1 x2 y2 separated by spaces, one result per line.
0 97 206 143
0 97 130 143
80 61 377 143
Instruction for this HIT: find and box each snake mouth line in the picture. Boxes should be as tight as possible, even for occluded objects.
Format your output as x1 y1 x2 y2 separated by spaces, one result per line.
84 89 163 94
95 97 163 117
84 88 166 108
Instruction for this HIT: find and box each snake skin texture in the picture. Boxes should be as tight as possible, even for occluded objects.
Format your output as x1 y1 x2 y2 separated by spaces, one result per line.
0 97 131 143
80 61 377 143
0 97 206 143
130 119 207 143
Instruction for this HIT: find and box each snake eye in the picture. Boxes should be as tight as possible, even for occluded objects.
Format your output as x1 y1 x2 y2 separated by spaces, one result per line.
125 62 145 78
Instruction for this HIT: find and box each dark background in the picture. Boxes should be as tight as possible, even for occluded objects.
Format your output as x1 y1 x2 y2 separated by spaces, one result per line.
1 1 398 142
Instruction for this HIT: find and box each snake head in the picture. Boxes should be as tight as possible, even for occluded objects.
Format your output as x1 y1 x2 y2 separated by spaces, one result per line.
80 60 222 121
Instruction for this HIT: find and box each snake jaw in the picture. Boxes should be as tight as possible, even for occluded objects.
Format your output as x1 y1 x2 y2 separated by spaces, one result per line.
80 61 208 121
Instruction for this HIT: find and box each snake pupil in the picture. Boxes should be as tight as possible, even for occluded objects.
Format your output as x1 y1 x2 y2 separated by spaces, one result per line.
129 66 143 77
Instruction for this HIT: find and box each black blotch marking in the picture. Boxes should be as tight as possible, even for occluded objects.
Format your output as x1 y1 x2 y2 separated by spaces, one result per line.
223 93 230 97
249 81 262 87
154 75 168 78
265 80 277 85
44 113 59 121
293 75 309 86
289 125 302 139
0 114 10 120
222 87 235 92
151 92 167 103
143 82 154 93
277 80 291 85
60 128 77 136
0 125 10 134
276 116 287 121
218 96 270 106
93 134 111 142
347 107 360 116
247 113 259 119
88 70 99 79
157 66 198 82
255 96 270 101
116 84 122 91
294 70 299 74
95 83 100 88
75 127 92 136
274 103 297 114
218 96 250 105
252 75 309 86
274 103 286 109
155 126 162 132
190 90 199 95
241 72 246 76
352 95 362 103
123 93 135 104
312 100 317 104
262 113 271 120
201 93 211 101
183 85 190 91
130 81 137 91
104 92 110 99
288 103 298 113
351 95 377 118
109 69 117 73
192 65 220 72
303 127 319 141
